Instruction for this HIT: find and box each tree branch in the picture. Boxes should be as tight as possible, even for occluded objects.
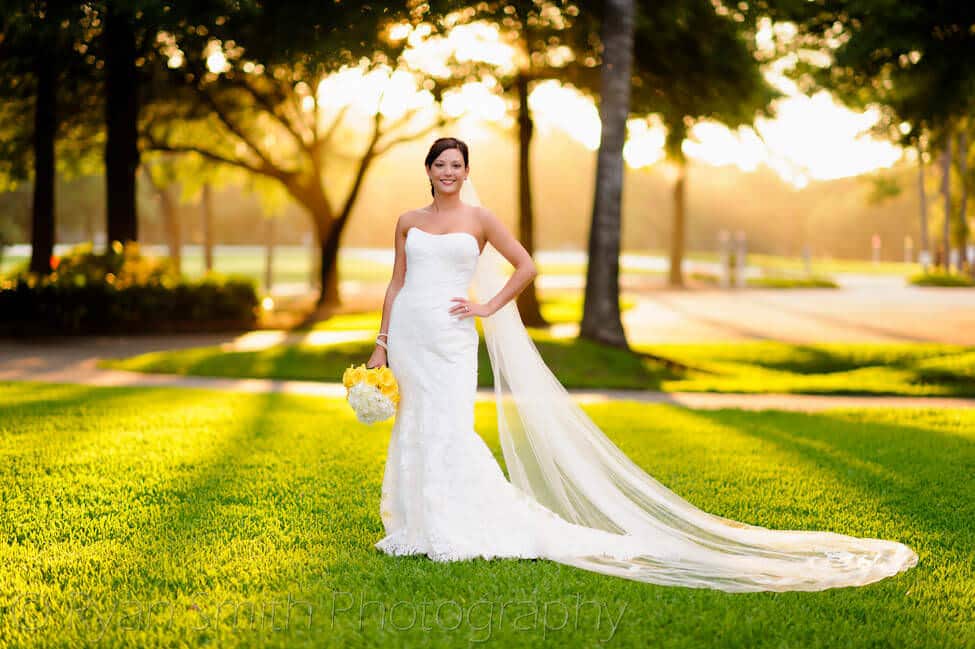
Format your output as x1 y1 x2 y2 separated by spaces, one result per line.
320 104 351 149
226 75 311 148
374 113 454 156
333 110 385 224
142 132 292 183
200 87 279 172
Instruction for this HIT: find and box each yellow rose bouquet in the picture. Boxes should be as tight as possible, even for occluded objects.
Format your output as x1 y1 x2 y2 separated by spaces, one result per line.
342 364 400 424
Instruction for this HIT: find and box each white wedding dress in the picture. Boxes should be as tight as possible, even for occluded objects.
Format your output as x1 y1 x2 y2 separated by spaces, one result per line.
375 224 919 592
377 227 647 563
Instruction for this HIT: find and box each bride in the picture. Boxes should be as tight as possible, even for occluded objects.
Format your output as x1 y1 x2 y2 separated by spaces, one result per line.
365 136 919 592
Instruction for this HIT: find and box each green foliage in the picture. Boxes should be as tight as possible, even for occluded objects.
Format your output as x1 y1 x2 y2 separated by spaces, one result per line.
0 242 259 335
756 1 975 142
0 382 969 647
630 0 779 160
746 276 838 288
909 271 975 287
45 240 179 287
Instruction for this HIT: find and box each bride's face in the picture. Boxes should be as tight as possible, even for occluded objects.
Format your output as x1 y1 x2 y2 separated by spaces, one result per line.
426 148 468 196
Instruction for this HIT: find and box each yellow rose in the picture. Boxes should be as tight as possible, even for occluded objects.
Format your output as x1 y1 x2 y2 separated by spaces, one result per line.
351 367 367 385
364 370 381 386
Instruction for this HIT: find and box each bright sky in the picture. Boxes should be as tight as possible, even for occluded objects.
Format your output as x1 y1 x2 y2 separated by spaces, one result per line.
201 18 905 189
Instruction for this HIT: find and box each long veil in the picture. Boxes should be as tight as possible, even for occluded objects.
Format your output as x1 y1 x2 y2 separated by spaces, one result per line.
463 179 919 592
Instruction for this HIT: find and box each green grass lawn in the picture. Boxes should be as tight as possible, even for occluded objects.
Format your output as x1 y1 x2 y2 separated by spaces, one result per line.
640 341 975 397
746 276 839 289
909 271 975 287
0 382 969 648
100 330 675 391
101 340 975 397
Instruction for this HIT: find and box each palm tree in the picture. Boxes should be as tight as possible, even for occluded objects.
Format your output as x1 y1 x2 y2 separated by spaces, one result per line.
580 0 634 349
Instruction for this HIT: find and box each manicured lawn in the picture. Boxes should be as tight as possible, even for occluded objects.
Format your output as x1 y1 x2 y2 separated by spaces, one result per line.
100 329 675 390
909 271 975 287
639 341 975 397
746 276 839 289
102 340 975 397
0 382 968 647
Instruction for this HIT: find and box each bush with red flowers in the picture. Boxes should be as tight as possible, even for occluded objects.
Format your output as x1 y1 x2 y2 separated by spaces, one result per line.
0 242 259 335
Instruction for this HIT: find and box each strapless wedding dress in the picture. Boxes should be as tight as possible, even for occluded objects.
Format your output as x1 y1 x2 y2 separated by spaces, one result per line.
374 226 918 591
376 227 646 561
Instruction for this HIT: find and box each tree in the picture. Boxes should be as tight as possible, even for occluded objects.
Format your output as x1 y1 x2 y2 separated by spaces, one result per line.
631 0 776 287
0 1 97 274
579 0 633 348
142 1 455 310
141 158 183 273
578 0 776 346
432 1 603 327
754 0 975 268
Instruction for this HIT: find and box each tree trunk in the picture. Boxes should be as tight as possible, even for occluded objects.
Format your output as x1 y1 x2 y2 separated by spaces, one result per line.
143 166 181 274
202 183 214 272
579 0 633 350
104 5 140 245
514 73 548 327
941 136 952 270
957 130 968 266
318 223 342 308
918 146 929 262
264 218 275 294
287 179 340 309
29 53 56 275
160 186 181 275
668 161 687 287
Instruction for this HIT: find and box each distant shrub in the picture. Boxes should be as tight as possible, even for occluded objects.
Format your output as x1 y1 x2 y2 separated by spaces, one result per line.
689 271 720 285
909 271 975 287
0 242 259 335
747 276 838 289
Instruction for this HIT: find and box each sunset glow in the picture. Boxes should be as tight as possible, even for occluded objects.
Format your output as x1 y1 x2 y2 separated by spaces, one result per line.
231 18 905 189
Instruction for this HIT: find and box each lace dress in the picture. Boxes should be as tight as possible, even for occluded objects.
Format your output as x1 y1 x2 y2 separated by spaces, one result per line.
375 227 646 562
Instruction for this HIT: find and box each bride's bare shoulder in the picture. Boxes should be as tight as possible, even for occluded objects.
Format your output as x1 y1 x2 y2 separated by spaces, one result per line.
396 207 430 231
473 205 504 233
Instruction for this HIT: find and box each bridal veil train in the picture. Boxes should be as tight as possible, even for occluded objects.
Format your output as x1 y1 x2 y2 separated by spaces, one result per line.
375 178 919 593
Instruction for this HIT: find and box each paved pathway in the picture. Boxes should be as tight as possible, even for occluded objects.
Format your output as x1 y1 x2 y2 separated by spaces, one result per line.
619 276 975 344
336 273 975 345
2 335 973 412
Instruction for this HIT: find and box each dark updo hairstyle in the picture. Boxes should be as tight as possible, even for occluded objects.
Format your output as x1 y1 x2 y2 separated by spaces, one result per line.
424 137 469 197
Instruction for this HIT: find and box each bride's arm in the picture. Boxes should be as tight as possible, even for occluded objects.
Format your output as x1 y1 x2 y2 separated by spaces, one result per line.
478 207 538 316
368 214 410 367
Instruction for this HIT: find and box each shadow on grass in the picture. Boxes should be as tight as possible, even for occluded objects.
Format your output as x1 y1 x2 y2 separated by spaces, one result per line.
123 336 678 391
687 408 973 542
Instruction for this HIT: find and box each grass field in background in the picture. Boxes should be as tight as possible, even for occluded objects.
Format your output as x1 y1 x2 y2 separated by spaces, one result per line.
1 245 926 288
638 341 975 397
101 340 975 397
100 328 674 390
0 382 968 648
305 294 636 331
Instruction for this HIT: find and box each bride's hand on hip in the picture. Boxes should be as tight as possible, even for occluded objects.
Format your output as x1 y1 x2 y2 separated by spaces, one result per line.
449 297 491 319
366 346 387 369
